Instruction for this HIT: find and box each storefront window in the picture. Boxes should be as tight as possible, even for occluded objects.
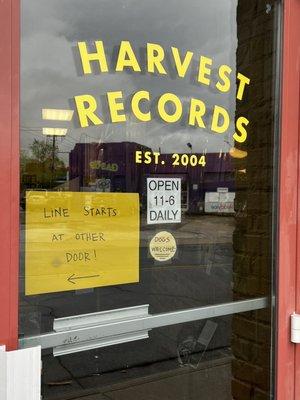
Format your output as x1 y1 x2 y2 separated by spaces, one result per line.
20 0 280 398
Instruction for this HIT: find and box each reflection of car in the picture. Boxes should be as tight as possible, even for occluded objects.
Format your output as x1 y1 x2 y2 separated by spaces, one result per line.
27 190 48 203
21 189 48 209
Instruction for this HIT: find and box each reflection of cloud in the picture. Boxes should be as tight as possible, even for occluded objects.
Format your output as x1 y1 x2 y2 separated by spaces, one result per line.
21 0 237 156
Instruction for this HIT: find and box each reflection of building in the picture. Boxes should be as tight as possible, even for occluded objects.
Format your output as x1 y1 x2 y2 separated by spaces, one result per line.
69 142 152 194
231 1 275 398
69 141 235 213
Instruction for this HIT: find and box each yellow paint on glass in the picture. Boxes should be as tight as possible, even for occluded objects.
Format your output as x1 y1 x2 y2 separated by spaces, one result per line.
157 93 183 123
211 105 230 134
171 47 193 78
131 90 151 122
77 41 109 74
25 191 139 295
115 41 141 72
147 43 167 75
107 91 126 123
74 94 103 128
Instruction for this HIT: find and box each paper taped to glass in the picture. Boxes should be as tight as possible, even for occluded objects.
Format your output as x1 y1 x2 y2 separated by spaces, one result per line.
25 191 139 295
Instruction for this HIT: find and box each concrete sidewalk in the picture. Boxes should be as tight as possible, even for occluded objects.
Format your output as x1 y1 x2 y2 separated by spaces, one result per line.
43 351 232 400
140 215 235 246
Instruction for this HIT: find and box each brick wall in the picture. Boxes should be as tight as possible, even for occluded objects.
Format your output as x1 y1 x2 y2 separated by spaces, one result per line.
232 0 277 398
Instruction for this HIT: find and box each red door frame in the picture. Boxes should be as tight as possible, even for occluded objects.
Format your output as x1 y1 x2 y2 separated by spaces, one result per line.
277 0 300 399
0 0 20 351
0 0 299 398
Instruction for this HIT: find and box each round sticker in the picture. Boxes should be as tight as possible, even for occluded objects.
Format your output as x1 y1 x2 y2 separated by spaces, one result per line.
149 231 177 262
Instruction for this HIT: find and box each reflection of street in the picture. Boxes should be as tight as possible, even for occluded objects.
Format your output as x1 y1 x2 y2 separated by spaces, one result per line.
19 213 234 314
19 213 234 399
20 213 234 275
21 214 234 309
141 214 235 246
42 345 232 400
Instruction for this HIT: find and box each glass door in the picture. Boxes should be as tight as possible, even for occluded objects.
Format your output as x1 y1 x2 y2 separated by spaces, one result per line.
19 0 281 398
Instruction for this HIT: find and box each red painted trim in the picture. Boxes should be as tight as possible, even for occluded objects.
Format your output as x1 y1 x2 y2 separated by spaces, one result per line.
276 0 300 399
294 0 300 394
0 0 298 396
0 0 20 350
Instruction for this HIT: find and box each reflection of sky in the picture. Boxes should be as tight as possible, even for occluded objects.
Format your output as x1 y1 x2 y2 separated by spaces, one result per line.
21 0 238 161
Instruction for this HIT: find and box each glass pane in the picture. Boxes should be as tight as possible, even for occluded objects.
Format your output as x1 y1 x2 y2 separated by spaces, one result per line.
40 310 273 399
20 0 279 398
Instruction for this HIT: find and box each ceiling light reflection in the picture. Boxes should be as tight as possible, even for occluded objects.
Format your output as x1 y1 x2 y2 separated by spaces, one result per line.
42 109 74 121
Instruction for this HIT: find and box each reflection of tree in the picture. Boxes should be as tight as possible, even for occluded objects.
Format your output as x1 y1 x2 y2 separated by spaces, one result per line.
22 139 67 189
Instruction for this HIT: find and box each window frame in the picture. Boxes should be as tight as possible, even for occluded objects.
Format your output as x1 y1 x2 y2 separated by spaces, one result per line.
0 1 299 399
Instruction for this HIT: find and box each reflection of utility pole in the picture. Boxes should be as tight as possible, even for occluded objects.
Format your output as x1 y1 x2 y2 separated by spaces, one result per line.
51 135 56 181
42 108 74 188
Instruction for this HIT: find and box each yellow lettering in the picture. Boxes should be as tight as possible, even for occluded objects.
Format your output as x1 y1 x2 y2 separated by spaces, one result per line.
211 105 230 134
236 73 250 100
147 43 167 75
188 98 206 128
233 116 249 143
135 151 142 163
116 41 141 72
198 56 213 86
131 90 151 122
157 93 182 123
74 95 103 128
144 152 152 164
171 47 193 78
77 41 108 74
216 64 232 93
107 91 126 123
153 152 160 163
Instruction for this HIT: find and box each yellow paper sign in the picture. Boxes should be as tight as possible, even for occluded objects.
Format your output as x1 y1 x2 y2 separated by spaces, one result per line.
25 191 139 295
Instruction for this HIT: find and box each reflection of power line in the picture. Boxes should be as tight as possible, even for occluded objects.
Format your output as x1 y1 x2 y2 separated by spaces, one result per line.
22 126 105 143
22 126 116 152
21 130 41 133
21 130 40 138
62 135 78 143
22 130 71 150
21 126 42 130
60 138 77 147
60 146 73 152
